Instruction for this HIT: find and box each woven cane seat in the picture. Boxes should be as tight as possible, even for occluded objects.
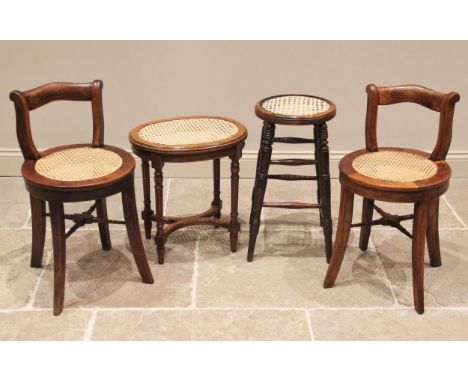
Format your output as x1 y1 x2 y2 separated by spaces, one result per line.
130 116 247 154
352 150 437 182
35 147 123 181
255 94 336 124
339 147 451 199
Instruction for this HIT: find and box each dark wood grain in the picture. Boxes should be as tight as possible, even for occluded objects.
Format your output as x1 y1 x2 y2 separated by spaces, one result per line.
96 198 112 250
323 187 354 288
359 198 374 251
49 201 66 316
30 195 46 268
426 198 442 267
122 184 154 284
412 201 429 314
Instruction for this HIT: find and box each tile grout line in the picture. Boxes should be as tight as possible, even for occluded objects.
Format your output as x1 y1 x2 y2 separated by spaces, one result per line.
3 306 468 314
190 238 200 309
21 207 31 228
441 195 468 229
83 310 98 341
304 310 315 341
24 250 52 309
368 235 399 307
164 178 172 212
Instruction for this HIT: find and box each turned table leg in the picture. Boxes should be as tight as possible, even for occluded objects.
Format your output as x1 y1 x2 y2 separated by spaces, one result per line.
142 158 154 240
229 145 242 252
153 157 165 264
212 158 222 225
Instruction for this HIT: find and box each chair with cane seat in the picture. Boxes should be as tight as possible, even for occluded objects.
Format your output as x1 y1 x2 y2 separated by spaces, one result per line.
10 80 154 315
323 84 460 314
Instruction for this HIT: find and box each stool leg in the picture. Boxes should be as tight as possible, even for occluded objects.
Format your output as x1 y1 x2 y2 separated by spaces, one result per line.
359 198 374 251
49 202 66 316
412 201 429 314
141 158 154 240
30 195 46 268
229 146 242 252
153 158 165 264
426 198 442 267
122 184 154 284
96 198 112 250
247 121 275 262
212 158 222 227
317 123 333 263
313 125 323 227
323 186 354 288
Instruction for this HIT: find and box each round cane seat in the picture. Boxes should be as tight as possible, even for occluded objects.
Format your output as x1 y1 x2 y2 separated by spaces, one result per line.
352 150 437 182
35 147 123 181
21 144 136 200
255 94 336 124
339 148 451 200
130 116 247 154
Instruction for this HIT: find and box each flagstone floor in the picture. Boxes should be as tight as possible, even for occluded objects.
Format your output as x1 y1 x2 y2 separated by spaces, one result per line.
1 176 468 340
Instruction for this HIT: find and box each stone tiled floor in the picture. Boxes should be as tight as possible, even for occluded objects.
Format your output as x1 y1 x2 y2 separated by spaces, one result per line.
1 177 468 340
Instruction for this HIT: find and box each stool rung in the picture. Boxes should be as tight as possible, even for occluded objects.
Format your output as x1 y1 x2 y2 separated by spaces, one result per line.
262 202 320 209
268 174 317 181
273 137 315 144
270 159 317 166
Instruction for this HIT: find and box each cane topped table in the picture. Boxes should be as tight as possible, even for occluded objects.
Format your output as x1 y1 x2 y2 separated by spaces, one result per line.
130 116 247 264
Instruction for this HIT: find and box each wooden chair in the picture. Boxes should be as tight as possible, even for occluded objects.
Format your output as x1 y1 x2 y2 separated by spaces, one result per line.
323 84 460 314
10 80 154 315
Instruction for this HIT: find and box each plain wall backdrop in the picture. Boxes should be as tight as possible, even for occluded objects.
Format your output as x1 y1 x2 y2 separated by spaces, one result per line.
0 41 466 177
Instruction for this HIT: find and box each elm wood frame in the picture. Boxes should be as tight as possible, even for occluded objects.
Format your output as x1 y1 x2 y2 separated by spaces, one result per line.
323 84 460 314
10 81 154 316
130 116 247 265
247 95 337 262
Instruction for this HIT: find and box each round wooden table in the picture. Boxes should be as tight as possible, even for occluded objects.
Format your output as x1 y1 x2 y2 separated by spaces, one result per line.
130 116 247 264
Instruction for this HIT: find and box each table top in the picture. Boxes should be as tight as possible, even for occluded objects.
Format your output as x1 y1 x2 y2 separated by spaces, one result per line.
255 94 336 125
130 116 247 155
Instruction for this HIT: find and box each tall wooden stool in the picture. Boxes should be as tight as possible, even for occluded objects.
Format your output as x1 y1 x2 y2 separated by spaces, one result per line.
130 116 247 264
10 81 154 315
247 94 337 262
323 84 460 314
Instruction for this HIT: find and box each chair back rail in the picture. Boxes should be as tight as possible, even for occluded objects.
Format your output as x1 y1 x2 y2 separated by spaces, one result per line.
10 80 104 160
364 84 460 161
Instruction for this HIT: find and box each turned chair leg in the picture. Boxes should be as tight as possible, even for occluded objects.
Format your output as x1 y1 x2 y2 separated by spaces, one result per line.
49 202 66 316
359 198 374 251
122 184 154 284
247 121 275 262
426 198 442 267
317 123 333 263
141 158 153 239
153 158 165 264
412 201 429 314
229 151 241 252
30 195 46 268
323 186 354 288
96 198 112 250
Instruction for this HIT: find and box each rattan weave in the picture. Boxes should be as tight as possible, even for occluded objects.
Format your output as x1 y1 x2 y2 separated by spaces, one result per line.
139 118 239 146
352 150 437 182
261 95 330 116
35 147 123 181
